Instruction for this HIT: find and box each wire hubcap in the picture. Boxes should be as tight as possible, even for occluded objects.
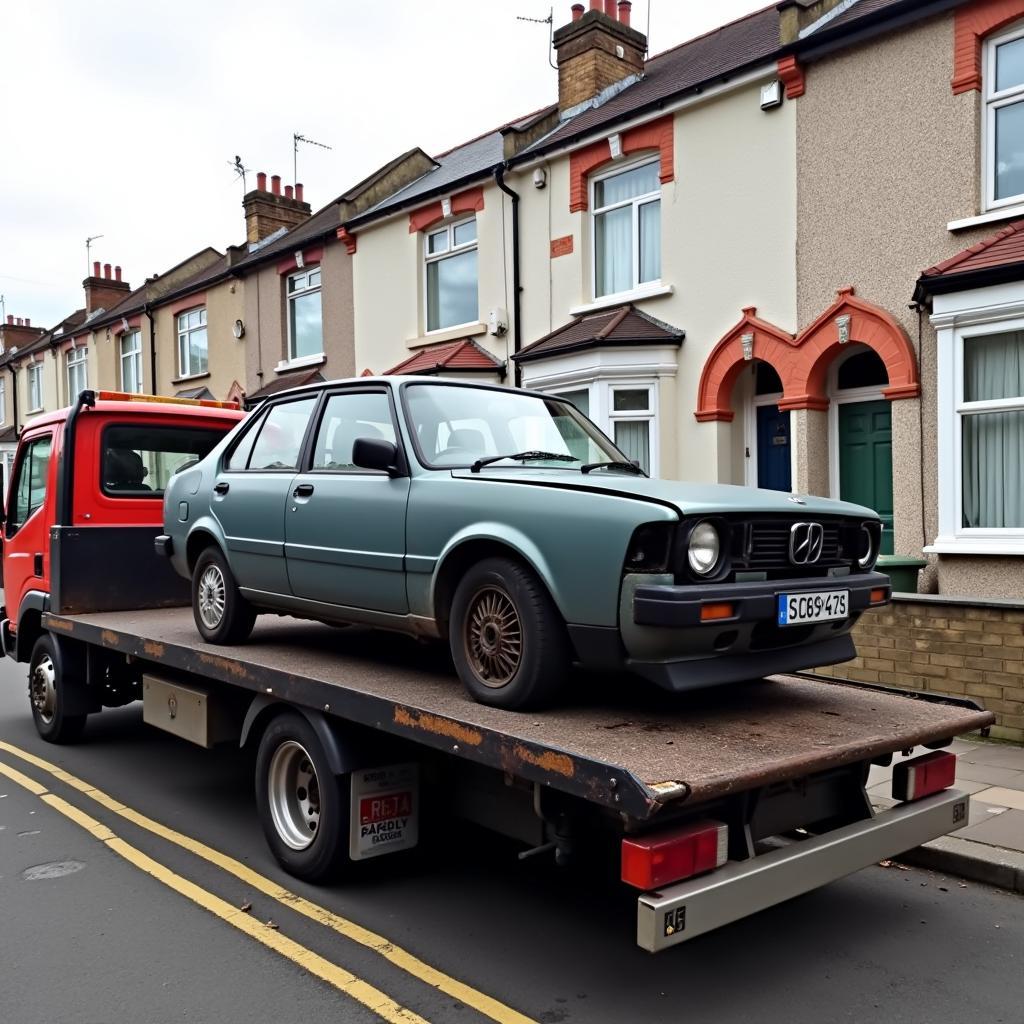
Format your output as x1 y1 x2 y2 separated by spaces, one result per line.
465 586 523 688
198 564 227 629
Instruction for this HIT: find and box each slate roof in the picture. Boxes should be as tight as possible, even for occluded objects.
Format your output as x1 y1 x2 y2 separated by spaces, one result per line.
6 308 88 364
387 338 505 375
813 0 920 35
514 305 684 363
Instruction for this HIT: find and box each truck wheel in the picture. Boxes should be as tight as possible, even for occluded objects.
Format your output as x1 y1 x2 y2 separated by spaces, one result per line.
255 713 348 882
192 546 256 645
29 635 87 744
449 557 568 710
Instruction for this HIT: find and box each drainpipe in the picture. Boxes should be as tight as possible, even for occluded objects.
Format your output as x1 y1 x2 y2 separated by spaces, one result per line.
493 163 522 387
144 303 156 395
10 364 18 435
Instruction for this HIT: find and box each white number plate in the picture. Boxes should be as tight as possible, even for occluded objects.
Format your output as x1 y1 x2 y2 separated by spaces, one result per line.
777 590 849 626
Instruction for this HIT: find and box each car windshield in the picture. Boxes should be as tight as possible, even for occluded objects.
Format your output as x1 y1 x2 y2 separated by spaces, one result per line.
404 383 628 470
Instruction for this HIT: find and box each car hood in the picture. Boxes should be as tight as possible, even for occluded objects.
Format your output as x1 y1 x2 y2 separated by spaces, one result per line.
450 468 878 519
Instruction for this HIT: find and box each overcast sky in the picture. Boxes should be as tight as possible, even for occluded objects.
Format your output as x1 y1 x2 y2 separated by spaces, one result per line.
1 0 768 327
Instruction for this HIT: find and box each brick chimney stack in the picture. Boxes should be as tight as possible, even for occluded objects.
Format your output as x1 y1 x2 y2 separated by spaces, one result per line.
83 260 131 314
553 1 645 115
0 314 45 353
242 171 313 244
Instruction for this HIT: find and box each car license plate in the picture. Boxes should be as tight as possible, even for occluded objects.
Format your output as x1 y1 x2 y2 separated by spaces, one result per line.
777 590 849 626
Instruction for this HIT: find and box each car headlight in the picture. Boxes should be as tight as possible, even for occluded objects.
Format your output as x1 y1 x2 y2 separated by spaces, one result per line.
688 521 721 576
858 523 880 569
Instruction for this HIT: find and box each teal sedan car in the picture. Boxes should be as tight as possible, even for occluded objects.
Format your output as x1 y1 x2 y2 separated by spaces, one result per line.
157 378 889 709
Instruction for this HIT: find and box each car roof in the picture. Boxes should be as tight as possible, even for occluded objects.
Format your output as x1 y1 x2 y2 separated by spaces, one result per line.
260 374 553 405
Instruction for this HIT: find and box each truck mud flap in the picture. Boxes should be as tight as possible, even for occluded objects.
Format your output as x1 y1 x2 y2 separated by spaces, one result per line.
637 788 969 952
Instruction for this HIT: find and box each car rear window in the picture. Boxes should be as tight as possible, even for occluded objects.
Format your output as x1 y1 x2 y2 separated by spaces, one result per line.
101 424 227 498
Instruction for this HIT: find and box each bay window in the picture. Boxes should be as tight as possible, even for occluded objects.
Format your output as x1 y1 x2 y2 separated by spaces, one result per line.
425 217 478 332
592 160 661 298
288 266 323 360
177 307 208 378
985 24 1024 209
120 329 143 393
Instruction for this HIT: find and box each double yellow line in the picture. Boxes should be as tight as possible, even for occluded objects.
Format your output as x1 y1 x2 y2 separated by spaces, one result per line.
0 739 537 1024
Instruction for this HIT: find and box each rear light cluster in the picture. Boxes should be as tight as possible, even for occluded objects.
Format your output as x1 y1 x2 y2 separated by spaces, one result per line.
621 819 728 890
892 751 956 802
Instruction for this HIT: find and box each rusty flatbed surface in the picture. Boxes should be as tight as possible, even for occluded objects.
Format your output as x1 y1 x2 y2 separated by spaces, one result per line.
45 608 995 821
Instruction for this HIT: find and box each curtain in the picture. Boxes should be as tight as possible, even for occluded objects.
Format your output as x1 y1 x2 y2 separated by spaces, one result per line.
614 420 650 474
961 331 1024 528
596 206 632 297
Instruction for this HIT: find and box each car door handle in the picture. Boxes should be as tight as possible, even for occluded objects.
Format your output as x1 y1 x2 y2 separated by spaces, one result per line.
293 484 315 498
213 481 230 495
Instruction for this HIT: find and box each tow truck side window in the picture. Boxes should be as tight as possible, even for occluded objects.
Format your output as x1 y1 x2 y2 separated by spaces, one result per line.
101 425 226 498
6 434 53 535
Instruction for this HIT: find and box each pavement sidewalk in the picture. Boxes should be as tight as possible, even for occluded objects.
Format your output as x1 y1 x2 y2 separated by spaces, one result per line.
869 737 1024 893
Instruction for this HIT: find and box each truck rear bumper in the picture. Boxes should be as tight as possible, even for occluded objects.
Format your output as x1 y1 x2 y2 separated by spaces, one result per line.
637 788 969 952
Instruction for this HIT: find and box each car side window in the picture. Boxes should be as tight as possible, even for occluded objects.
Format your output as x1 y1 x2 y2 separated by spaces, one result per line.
6 434 53 535
312 392 397 471
224 412 266 471
247 398 317 471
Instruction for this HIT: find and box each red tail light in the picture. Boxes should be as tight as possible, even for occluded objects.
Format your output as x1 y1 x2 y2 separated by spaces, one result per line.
892 751 956 801
621 820 728 890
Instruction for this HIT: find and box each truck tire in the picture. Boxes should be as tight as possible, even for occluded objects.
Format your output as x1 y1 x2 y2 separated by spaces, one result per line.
255 713 348 882
449 557 568 710
29 635 87 744
191 546 256 645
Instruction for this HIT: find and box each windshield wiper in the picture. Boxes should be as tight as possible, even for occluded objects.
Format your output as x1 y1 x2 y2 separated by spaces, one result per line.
470 450 580 473
580 460 645 475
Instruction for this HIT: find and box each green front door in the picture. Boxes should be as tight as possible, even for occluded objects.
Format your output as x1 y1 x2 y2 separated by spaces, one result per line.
838 400 894 554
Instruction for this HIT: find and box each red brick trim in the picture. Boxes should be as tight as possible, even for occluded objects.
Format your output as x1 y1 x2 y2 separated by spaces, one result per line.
568 114 675 213
695 289 920 420
168 293 207 316
113 314 142 336
777 55 805 99
336 227 357 255
276 246 324 276
550 235 574 258
408 186 485 234
952 0 1024 94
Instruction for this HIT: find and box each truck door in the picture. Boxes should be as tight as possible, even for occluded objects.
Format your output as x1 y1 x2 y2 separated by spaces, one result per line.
4 429 56 622
285 388 409 613
211 396 317 597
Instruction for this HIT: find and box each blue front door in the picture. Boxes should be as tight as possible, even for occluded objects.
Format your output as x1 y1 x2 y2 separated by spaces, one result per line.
756 405 791 491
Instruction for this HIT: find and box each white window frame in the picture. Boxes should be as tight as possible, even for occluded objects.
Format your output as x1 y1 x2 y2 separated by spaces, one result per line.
930 292 1024 555
423 216 479 335
120 329 143 393
984 22 1024 211
590 155 662 302
177 307 208 378
0 376 6 424
66 345 88 401
287 266 323 361
27 362 43 412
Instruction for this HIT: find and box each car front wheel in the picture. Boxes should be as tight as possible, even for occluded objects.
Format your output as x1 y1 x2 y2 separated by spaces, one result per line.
191 546 256 645
449 557 568 710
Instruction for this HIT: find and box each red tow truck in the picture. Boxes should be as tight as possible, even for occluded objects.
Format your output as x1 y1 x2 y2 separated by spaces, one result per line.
1 390 993 951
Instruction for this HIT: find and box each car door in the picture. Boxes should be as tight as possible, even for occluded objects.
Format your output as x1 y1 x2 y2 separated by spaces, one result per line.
211 396 317 597
4 429 57 619
285 387 410 614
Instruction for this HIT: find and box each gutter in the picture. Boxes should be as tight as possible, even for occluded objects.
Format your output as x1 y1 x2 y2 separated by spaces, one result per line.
493 163 523 387
144 303 157 393
913 261 1024 305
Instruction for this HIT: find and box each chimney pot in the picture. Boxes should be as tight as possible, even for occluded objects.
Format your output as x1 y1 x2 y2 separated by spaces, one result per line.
589 0 601 9
295 183 304 202
256 171 267 191
5 315 12 325
617 0 630 25
25 318 30 327
115 265 122 282
93 260 101 278
271 174 281 196
604 0 616 16
284 184 294 200
104 263 112 279
16 318 23 326
571 3 583 19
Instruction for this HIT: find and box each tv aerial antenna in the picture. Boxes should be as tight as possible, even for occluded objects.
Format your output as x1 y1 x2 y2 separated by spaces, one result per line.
228 154 250 192
516 7 556 70
85 234 104 275
293 133 332 188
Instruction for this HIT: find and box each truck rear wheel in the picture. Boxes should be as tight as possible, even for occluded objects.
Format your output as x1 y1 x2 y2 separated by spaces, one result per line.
191 546 256 645
449 557 568 710
255 713 348 882
29 635 87 744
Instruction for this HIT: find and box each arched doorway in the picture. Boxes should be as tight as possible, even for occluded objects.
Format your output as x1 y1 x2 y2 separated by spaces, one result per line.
828 346 894 553
742 361 791 491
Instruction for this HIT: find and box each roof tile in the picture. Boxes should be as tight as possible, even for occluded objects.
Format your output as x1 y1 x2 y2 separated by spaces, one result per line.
386 338 504 375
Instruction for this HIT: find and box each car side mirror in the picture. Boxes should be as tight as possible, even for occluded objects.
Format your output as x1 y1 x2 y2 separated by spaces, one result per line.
352 437 402 477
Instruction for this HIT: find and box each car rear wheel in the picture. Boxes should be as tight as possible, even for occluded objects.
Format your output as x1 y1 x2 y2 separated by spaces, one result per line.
191 546 256 645
449 557 568 710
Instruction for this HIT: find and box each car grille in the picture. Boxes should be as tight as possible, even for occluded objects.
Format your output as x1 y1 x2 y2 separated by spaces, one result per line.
728 517 854 579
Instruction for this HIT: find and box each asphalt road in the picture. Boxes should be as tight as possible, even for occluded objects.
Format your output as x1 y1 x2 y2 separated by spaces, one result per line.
1 652 1022 1024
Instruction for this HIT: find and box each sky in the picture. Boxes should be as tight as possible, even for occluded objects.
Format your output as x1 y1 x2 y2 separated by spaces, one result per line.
0 0 769 328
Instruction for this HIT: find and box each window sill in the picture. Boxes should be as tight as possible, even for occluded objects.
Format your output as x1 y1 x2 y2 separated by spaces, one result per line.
274 353 326 374
569 284 674 317
27 407 44 416
947 203 1024 232
924 536 1024 556
171 372 211 385
407 322 487 349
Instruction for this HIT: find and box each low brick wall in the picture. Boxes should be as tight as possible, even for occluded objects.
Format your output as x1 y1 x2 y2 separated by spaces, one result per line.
810 596 1024 743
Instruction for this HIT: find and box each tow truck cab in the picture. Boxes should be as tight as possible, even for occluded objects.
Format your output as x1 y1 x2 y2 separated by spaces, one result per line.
1 391 243 662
